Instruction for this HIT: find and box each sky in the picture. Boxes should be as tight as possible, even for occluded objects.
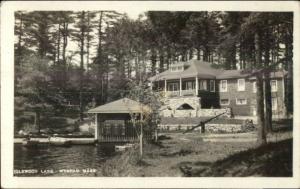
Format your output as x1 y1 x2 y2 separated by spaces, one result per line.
124 10 146 20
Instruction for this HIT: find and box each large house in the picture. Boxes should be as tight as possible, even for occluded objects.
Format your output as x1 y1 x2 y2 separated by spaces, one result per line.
148 60 286 118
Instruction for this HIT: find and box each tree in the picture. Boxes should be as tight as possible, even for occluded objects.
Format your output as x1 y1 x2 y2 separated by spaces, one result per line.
15 55 64 133
217 12 249 69
72 11 88 121
91 11 123 105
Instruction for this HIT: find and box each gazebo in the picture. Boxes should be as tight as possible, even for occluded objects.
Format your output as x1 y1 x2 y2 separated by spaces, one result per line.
87 98 152 142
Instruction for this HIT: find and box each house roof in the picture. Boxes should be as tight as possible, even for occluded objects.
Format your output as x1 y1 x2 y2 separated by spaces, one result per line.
148 60 222 81
87 98 151 114
148 60 287 81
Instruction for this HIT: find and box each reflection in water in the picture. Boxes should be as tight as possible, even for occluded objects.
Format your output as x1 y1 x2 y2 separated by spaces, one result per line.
14 144 115 176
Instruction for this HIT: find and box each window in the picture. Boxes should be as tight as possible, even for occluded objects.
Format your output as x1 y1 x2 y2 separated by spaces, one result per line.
220 80 227 92
237 79 245 91
272 97 278 111
271 80 277 92
220 99 230 105
210 80 215 92
236 98 247 105
168 82 179 91
253 81 257 93
185 81 195 90
170 65 183 72
199 80 207 90
171 67 177 72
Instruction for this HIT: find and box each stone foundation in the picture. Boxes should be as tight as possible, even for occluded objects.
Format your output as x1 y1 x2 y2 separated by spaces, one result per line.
160 96 231 118
164 96 201 110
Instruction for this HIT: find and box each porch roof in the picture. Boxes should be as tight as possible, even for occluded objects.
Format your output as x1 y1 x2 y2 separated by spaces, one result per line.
87 98 151 114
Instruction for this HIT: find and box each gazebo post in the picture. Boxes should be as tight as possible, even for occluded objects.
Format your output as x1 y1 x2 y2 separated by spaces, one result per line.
140 112 143 157
195 76 199 96
164 79 167 97
95 113 99 142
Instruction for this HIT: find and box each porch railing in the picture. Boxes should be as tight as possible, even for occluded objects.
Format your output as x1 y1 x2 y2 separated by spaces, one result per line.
166 91 180 97
181 89 196 96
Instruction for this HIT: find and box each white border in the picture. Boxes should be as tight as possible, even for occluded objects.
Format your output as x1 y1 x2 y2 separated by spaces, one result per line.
1 1 300 188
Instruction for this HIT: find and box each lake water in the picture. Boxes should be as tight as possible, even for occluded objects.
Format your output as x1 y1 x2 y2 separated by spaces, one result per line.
14 144 116 176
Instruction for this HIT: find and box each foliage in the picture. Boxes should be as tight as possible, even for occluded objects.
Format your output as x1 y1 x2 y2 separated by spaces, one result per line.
14 11 293 136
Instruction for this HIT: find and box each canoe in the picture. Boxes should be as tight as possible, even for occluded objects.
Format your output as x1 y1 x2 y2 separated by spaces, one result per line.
49 137 72 147
69 138 96 145
115 143 135 151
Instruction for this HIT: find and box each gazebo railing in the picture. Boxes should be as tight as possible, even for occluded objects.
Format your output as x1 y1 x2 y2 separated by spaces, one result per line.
98 134 153 142
98 120 153 142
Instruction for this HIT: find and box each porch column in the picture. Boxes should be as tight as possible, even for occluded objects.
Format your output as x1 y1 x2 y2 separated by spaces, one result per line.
179 77 182 96
195 76 199 96
164 79 167 97
95 114 99 141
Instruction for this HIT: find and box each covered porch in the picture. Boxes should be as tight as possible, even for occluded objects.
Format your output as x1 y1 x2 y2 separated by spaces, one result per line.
150 77 215 98
87 98 152 142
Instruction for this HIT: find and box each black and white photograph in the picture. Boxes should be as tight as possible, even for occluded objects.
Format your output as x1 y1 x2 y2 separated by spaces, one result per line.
1 1 300 188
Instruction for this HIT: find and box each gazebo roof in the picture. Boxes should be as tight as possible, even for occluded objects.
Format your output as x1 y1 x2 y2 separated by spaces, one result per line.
87 98 151 114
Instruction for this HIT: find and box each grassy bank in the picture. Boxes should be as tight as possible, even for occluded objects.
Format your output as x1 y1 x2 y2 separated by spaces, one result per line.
101 132 292 177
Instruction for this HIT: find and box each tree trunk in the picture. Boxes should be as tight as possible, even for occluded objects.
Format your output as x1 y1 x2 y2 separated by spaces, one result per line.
86 12 91 71
62 22 68 87
79 11 85 121
56 23 61 64
255 31 267 145
95 11 104 106
34 111 41 134
264 28 272 133
256 75 266 145
16 14 23 67
167 49 171 69
285 26 293 115
197 47 201 60
264 73 272 133
189 48 193 60
151 49 157 75
159 51 164 73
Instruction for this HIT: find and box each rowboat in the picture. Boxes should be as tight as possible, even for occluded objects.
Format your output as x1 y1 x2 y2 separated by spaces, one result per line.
22 139 39 147
49 137 71 147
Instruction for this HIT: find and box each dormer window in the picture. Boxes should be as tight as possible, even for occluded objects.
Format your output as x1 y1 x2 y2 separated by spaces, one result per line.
177 66 183 71
170 64 184 72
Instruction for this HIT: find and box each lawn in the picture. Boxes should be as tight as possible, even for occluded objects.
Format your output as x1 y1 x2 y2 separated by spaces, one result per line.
101 131 293 177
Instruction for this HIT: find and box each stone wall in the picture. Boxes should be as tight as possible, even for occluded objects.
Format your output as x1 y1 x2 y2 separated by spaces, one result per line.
159 123 242 133
160 108 231 118
161 95 232 118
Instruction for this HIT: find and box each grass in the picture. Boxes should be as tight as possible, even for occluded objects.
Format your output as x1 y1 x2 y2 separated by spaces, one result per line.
101 131 292 177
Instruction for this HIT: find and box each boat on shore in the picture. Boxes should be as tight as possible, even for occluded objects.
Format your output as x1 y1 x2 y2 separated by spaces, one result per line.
22 139 39 147
69 138 96 145
49 137 72 147
115 143 135 151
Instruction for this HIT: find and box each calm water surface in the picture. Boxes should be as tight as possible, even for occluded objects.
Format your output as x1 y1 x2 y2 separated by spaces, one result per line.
14 144 116 176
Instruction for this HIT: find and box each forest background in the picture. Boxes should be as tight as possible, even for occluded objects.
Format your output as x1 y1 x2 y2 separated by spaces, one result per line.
14 11 293 144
